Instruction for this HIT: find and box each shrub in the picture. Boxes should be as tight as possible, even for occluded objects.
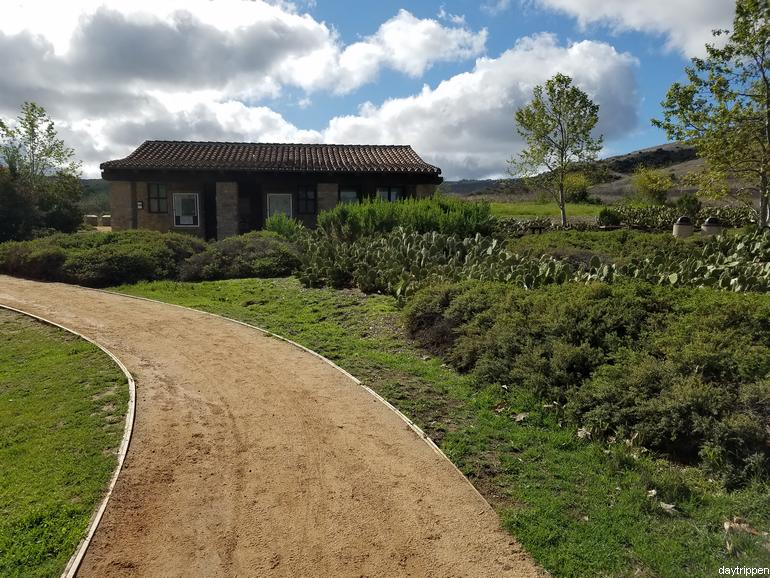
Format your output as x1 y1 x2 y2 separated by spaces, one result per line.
315 196 493 241
179 231 301 281
404 279 770 485
264 213 307 241
597 207 621 227
0 230 206 287
631 165 674 205
675 191 702 218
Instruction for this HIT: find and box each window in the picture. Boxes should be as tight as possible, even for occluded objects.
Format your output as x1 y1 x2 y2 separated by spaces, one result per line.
297 186 317 215
148 183 168 213
173 193 199 227
339 187 359 204
268 193 293 218
376 186 405 202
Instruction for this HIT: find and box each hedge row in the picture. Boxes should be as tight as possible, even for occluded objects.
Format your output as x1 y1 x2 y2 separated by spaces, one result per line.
0 230 299 287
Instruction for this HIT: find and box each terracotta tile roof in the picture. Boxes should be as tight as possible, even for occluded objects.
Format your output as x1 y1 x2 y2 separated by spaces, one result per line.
101 140 441 175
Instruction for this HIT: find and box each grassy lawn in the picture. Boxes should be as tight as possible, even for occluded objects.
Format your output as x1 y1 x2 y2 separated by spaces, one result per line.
116 278 770 578
0 310 128 578
490 201 605 218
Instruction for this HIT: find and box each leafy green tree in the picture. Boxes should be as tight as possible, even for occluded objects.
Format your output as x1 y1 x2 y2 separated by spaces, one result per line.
653 0 770 226
0 102 81 188
631 165 674 205
0 169 38 242
0 102 83 238
510 73 603 226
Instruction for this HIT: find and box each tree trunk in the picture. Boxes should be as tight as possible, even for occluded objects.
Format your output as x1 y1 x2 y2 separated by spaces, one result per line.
559 186 567 227
761 172 769 228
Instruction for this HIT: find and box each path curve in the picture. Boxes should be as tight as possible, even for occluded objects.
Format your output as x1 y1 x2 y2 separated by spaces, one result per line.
0 276 542 578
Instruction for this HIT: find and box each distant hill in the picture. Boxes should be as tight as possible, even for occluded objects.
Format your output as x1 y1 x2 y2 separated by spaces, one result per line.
81 178 110 214
441 143 702 201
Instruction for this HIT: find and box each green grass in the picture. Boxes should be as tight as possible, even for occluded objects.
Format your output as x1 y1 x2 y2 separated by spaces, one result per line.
0 310 128 578
115 277 770 578
490 201 605 218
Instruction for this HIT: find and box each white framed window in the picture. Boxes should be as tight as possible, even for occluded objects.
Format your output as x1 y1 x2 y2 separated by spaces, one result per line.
376 186 405 202
267 193 293 217
173 193 199 227
339 188 359 204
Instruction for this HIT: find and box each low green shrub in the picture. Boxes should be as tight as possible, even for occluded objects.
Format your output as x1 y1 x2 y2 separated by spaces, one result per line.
404 280 770 486
597 207 621 227
0 230 206 287
316 196 493 241
179 231 301 281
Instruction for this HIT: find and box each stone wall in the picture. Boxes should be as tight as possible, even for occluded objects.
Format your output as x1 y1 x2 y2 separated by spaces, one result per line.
109 181 132 230
216 181 239 239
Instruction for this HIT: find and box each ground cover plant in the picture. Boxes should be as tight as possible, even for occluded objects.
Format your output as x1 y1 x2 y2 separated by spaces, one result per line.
115 277 770 577
0 309 128 577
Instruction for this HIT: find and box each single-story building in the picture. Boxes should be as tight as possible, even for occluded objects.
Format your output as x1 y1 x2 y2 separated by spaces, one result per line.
101 140 442 240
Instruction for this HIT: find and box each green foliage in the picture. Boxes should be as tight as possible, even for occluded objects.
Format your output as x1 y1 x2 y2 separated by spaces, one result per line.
0 230 206 287
563 172 593 203
653 0 770 225
405 280 770 485
584 229 770 292
264 213 307 241
0 102 81 187
0 169 37 242
510 73 603 225
0 310 127 577
610 204 756 230
597 207 621 227
0 103 83 239
631 165 674 205
180 231 301 281
316 196 493 241
298 227 572 298
676 191 703 218
507 228 700 266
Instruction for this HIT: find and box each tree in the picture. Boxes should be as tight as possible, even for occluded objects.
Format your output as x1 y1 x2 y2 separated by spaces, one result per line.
0 102 81 189
653 0 770 227
509 73 603 226
0 102 83 238
631 165 674 205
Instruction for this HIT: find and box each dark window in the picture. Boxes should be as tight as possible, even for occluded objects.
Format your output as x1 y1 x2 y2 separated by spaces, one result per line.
297 186 317 215
339 187 359 204
148 183 168 213
376 186 405 202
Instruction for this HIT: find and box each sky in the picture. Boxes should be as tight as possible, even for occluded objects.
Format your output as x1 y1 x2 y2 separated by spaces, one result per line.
0 0 736 179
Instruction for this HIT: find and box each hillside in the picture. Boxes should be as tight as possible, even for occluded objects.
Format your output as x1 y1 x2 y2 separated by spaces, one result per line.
442 142 700 201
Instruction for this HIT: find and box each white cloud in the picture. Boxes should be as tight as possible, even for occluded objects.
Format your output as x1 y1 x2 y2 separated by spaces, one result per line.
533 0 734 56
277 9 487 93
482 0 513 15
323 34 639 179
0 3 639 180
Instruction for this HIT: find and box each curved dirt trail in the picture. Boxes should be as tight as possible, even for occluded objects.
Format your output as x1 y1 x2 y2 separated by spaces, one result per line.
0 276 542 578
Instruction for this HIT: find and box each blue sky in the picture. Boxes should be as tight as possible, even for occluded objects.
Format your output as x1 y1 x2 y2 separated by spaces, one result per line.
0 0 735 178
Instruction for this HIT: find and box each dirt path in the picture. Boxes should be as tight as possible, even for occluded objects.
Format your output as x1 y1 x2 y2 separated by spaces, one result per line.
0 276 542 578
